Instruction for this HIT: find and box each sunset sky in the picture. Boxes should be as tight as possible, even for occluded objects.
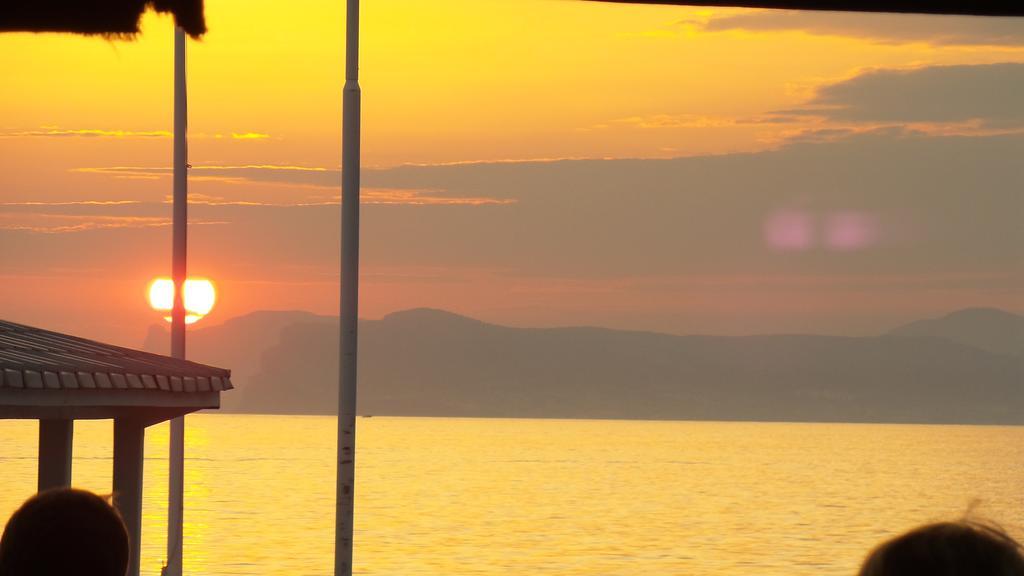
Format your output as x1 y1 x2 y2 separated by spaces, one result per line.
1 0 1022 346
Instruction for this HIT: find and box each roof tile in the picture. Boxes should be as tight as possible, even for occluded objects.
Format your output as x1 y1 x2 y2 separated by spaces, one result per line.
4 369 22 389
77 372 96 389
126 374 144 390
59 371 78 389
43 371 61 389
94 372 112 390
24 370 43 389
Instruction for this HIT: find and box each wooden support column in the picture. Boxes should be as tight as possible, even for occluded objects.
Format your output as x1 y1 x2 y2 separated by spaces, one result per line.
113 418 146 576
37 419 73 491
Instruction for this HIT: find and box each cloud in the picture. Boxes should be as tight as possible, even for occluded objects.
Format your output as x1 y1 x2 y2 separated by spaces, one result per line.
790 63 1024 128
74 165 516 205
0 200 142 206
0 209 230 233
613 114 741 129
0 213 172 233
157 193 283 207
694 10 1024 46
4 130 1020 338
617 112 806 128
75 164 336 186
362 189 514 206
2 128 172 138
1 127 274 140
592 63 1024 145
356 130 1022 276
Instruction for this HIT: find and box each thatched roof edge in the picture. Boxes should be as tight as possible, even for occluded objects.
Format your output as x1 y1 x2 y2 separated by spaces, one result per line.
591 0 1024 17
1 0 205 39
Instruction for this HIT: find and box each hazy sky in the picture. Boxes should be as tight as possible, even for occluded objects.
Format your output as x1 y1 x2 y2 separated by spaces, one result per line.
1 1 1022 346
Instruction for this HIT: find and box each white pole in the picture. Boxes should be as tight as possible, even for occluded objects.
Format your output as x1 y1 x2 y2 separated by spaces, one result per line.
164 25 188 576
335 0 360 573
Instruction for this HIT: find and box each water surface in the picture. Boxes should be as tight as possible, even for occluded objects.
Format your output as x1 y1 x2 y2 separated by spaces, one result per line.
1 415 1022 575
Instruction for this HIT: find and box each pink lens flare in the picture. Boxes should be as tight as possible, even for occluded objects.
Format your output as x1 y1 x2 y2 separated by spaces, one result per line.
763 210 814 251
825 211 879 251
764 210 881 252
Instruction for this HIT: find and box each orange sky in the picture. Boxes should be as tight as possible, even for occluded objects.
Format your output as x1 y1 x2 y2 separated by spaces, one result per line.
1 1 1022 345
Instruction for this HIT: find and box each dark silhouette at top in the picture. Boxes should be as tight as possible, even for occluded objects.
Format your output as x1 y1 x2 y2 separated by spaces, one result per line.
0 488 130 576
860 521 1024 576
1 0 206 38
4 1 1021 39
592 1 1024 17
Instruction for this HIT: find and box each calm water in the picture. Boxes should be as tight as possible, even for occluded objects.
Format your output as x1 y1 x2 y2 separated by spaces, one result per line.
2 415 1023 575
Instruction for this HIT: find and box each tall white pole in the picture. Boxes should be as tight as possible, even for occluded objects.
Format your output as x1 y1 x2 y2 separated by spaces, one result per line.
335 0 360 574
164 25 188 576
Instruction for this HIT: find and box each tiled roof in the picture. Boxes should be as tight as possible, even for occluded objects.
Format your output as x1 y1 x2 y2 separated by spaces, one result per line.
0 320 232 393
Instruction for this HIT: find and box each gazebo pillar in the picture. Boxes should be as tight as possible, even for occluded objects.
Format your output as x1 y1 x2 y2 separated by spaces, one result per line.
37 419 73 491
113 418 146 576
2 320 232 575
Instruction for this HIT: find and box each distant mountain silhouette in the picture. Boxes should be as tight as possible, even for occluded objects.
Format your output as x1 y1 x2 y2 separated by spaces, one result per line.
143 310 333 411
888 308 1024 357
147 308 1024 424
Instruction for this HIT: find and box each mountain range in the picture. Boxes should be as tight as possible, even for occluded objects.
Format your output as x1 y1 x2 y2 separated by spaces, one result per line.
143 307 1024 424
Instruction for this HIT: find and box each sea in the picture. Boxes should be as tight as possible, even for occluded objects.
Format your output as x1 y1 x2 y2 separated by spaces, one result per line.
2 415 1023 575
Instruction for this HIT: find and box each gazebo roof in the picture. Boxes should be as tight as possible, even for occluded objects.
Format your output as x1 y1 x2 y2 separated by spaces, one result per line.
0 319 231 393
0 319 231 422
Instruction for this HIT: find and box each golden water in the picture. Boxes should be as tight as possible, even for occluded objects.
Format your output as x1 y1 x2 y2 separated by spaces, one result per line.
2 415 1023 575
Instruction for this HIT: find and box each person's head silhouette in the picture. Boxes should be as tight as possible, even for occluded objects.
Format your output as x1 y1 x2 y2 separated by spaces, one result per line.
860 520 1024 576
0 488 129 576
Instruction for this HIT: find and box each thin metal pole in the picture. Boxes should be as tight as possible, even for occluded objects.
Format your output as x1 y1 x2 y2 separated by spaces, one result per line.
335 0 360 574
164 25 188 576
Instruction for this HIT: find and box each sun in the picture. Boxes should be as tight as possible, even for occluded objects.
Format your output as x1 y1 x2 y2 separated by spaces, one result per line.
147 277 217 324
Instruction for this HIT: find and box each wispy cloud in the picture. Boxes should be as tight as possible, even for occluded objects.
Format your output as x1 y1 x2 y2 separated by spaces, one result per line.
3 128 171 138
613 114 738 129
0 213 228 234
75 164 336 189
0 213 170 233
157 193 314 207
609 113 801 130
363 189 514 206
76 164 327 175
2 127 274 140
0 200 142 207
75 165 516 206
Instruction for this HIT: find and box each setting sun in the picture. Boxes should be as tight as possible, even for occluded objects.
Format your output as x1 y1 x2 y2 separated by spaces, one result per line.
147 277 217 324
